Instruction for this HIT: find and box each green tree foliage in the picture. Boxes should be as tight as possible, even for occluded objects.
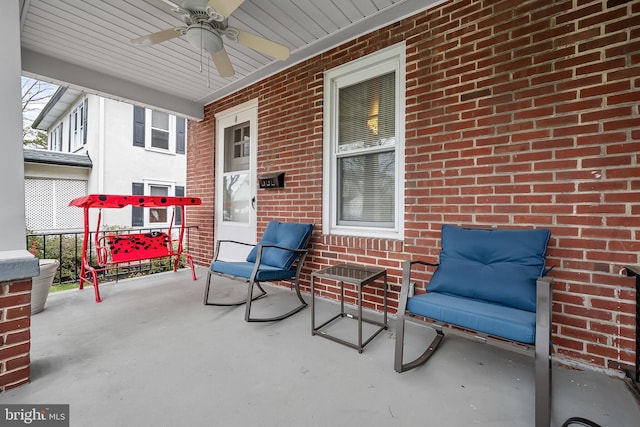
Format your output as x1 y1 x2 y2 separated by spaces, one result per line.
24 130 48 148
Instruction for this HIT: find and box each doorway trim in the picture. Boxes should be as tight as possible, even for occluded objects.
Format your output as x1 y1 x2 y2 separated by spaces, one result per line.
214 98 258 261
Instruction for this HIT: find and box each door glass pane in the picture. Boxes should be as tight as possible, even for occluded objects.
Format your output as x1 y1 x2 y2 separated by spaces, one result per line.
224 122 250 172
223 173 250 223
222 121 251 224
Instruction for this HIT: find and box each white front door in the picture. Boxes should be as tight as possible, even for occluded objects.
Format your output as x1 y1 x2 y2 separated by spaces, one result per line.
214 100 258 261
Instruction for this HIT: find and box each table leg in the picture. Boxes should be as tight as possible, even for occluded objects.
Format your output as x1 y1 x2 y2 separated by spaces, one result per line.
311 275 316 335
310 266 388 353
340 280 345 315
358 281 363 353
383 272 388 328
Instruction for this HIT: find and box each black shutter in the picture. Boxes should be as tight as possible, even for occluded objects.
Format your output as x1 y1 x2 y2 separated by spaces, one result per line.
176 117 185 154
132 182 144 227
133 106 145 147
175 186 184 225
82 98 88 145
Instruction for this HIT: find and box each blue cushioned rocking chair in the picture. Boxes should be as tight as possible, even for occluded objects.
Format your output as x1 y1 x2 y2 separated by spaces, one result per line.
395 225 553 427
203 221 314 322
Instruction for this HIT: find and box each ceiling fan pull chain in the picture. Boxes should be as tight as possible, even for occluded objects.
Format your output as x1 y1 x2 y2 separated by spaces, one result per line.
199 26 204 73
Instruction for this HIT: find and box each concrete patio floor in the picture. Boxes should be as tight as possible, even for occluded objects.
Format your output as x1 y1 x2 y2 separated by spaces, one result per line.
1 267 639 427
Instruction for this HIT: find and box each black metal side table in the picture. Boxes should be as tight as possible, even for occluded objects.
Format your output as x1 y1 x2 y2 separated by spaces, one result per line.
311 263 388 353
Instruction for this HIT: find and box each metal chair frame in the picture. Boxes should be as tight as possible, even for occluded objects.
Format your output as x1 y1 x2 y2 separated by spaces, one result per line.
395 257 553 427
203 232 312 322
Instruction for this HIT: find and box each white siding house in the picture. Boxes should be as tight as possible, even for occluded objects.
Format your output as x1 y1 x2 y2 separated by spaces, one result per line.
27 88 187 231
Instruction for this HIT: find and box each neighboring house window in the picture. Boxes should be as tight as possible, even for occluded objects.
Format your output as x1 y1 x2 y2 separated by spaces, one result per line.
150 110 170 150
132 106 186 154
50 123 63 151
148 184 169 224
69 99 87 152
132 182 144 227
323 43 405 239
174 185 184 226
131 181 179 227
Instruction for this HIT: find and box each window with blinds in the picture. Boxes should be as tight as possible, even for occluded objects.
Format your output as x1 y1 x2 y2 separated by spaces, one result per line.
134 107 186 154
323 43 405 238
337 72 396 227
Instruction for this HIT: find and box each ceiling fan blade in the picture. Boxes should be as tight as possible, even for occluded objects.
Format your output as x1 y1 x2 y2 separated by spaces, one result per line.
207 0 245 18
210 49 235 77
236 30 289 61
131 28 182 46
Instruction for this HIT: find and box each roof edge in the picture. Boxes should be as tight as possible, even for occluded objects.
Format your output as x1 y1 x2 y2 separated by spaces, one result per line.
24 148 92 168
31 86 68 130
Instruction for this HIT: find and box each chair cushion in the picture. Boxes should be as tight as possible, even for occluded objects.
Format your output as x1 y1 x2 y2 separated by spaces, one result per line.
246 221 314 269
210 261 297 281
428 225 550 312
407 292 536 344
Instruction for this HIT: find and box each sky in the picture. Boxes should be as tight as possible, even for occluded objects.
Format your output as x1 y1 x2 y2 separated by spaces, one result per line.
22 76 59 124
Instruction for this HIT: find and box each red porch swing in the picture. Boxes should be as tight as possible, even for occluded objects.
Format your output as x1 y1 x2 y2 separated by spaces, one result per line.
69 194 202 302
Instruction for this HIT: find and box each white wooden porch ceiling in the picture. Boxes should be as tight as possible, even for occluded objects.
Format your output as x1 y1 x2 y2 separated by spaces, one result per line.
20 0 441 119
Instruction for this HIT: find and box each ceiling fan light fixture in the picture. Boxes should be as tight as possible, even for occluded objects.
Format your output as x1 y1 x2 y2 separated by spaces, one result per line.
130 0 288 78
185 25 223 53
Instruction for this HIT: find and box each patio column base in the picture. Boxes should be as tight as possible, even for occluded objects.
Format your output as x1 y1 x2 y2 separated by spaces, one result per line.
0 250 40 392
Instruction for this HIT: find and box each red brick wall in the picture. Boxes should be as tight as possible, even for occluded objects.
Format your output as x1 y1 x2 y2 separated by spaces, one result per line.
188 0 640 372
187 103 216 264
0 279 31 391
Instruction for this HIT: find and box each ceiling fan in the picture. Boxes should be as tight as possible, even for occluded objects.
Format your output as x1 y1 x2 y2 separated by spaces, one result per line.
131 0 290 78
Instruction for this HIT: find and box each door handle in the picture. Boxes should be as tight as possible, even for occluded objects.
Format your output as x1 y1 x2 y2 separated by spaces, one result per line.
251 196 256 209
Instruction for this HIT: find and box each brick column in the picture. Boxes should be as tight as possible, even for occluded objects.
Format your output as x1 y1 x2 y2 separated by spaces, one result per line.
0 278 32 391
0 251 39 392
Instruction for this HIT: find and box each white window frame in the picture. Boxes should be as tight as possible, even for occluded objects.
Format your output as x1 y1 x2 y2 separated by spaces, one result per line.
50 122 63 151
322 43 405 239
145 109 176 153
144 180 175 227
69 101 85 152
